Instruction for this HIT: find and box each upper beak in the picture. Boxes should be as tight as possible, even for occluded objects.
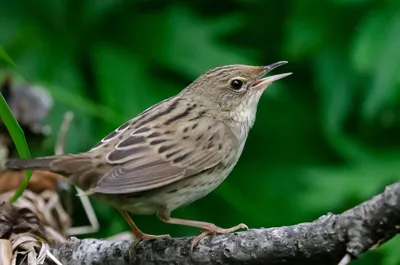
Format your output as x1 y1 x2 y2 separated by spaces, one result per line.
251 61 292 88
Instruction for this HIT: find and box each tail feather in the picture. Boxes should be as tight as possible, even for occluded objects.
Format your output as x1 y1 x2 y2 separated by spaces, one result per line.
5 154 100 191
5 154 92 174
6 157 55 171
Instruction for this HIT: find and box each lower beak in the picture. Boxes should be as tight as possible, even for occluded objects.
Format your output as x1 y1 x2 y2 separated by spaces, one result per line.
251 61 292 88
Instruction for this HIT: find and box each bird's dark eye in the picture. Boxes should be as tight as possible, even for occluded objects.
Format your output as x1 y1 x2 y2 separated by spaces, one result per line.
230 79 243 90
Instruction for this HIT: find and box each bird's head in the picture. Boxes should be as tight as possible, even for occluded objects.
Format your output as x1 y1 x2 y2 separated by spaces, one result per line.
184 61 291 125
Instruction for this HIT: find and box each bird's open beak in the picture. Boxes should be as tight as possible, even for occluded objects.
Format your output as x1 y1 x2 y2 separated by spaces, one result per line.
250 61 292 89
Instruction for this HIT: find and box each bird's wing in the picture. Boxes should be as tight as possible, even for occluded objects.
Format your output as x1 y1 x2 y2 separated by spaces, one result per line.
92 100 235 194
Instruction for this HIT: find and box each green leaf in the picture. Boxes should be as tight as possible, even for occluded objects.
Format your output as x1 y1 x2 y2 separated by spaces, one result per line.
0 46 16 68
351 9 391 73
284 0 335 59
315 50 355 134
312 51 374 163
0 46 32 203
48 84 122 127
362 11 400 119
152 6 255 77
92 46 167 121
299 151 400 215
351 8 400 120
0 93 32 203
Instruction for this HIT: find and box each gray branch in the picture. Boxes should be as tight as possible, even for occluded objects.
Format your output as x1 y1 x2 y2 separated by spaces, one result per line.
48 181 400 265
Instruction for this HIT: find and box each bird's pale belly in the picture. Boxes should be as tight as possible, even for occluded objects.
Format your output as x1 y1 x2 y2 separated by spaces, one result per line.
109 164 234 215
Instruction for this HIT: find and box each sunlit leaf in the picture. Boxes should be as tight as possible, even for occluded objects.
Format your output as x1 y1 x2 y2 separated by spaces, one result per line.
351 9 392 73
284 0 335 59
315 50 354 134
153 6 255 77
299 153 400 215
92 46 169 120
361 10 400 120
0 46 16 68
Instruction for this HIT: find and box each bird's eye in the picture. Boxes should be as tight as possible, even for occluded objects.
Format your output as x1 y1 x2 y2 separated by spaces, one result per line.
230 79 244 90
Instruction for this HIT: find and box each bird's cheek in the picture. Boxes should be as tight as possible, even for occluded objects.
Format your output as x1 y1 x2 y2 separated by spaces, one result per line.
220 93 234 105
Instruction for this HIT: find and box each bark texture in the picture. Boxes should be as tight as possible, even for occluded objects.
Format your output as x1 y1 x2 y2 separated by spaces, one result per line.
47 181 400 265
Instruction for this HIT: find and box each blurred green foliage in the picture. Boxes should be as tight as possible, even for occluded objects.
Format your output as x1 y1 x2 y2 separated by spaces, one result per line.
1 0 400 264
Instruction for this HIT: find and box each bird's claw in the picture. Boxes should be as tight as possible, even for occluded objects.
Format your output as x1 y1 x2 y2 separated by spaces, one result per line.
237 223 249 230
140 233 171 240
190 223 249 252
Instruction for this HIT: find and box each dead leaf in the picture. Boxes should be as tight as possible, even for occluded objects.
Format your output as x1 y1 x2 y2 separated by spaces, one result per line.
0 170 63 194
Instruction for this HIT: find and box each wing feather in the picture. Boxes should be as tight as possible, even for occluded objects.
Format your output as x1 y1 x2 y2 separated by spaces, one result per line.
93 115 234 194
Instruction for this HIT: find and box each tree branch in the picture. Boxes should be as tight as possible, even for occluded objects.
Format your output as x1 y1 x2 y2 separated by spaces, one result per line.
48 181 400 265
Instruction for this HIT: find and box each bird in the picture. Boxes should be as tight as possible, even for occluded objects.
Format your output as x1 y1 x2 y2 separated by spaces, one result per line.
5 61 291 250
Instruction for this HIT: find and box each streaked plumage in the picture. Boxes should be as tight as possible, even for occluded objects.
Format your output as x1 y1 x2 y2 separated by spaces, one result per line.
5 62 291 249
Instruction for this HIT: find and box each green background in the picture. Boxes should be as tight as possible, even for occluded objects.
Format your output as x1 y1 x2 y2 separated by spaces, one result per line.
1 0 400 264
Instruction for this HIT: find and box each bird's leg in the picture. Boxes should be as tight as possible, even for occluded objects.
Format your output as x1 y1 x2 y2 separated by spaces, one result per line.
157 208 248 251
118 209 170 242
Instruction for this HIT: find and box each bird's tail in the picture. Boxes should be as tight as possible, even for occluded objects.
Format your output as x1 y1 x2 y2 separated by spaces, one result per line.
6 156 56 171
5 154 92 176
5 154 97 191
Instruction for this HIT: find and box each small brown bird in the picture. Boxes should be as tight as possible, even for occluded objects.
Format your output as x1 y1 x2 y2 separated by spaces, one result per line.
5 62 291 249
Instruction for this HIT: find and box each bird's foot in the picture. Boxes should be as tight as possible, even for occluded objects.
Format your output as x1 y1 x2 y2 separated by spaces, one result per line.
118 209 170 249
130 232 171 249
190 223 248 252
137 232 171 240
